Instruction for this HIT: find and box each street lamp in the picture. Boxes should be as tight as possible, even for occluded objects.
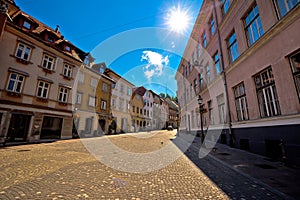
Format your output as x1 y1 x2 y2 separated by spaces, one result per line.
197 95 205 146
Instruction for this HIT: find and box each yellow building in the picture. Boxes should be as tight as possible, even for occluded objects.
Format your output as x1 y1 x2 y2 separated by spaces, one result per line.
0 0 86 143
131 87 146 132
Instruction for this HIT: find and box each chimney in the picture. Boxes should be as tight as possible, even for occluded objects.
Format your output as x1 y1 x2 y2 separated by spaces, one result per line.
55 25 59 33
0 0 8 40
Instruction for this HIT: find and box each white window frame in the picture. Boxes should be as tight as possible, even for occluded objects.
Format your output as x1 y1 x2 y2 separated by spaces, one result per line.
6 73 24 93
234 83 249 121
15 43 31 61
42 54 55 70
58 87 69 103
88 96 96 107
36 81 50 99
127 87 131 96
102 82 108 92
254 67 281 118
101 100 107 110
76 92 82 104
91 77 97 88
63 64 72 78
78 71 85 83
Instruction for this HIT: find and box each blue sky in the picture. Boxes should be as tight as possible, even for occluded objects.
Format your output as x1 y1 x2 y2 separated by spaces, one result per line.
15 0 203 96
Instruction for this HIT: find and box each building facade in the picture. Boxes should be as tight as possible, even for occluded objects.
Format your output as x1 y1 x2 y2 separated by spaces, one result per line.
176 0 300 164
0 0 86 143
104 68 134 133
131 87 145 132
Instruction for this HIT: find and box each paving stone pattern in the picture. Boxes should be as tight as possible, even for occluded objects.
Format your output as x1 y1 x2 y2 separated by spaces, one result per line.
0 131 228 200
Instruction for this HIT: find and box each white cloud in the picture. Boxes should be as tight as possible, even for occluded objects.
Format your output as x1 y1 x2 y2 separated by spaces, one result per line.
141 51 169 80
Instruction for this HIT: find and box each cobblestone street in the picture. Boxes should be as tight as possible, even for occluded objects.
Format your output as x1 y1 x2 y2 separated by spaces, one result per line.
0 131 227 200
0 130 293 199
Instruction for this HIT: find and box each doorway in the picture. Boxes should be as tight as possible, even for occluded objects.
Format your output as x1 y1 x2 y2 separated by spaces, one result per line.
7 114 31 142
40 116 63 139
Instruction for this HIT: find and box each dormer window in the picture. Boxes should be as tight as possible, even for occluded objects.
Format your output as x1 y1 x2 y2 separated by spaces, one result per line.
48 36 54 43
65 46 71 52
23 21 31 30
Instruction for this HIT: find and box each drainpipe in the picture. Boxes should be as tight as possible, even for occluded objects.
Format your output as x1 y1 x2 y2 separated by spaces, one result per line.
212 0 234 147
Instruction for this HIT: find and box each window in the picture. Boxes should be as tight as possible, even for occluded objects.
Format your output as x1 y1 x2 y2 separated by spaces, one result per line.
58 87 69 103
101 100 107 110
91 78 97 88
127 87 131 96
120 84 124 93
119 99 124 111
227 31 239 62
197 44 201 58
222 0 230 15
133 106 135 112
214 52 221 74
234 83 249 121
194 78 198 92
199 73 204 90
202 32 207 48
289 51 300 100
65 45 71 52
217 94 226 123
37 81 50 99
63 64 72 78
23 21 31 29
244 4 264 46
206 66 211 83
7 73 24 93
210 17 215 36
102 82 108 92
42 54 55 70
137 107 139 114
15 43 31 61
112 98 116 108
208 100 214 125
254 67 280 117
274 0 300 17
48 36 54 43
78 71 84 83
88 96 96 107
76 93 82 104
189 62 193 72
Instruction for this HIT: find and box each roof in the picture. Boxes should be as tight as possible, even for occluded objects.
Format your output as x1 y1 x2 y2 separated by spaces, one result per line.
8 9 86 63
132 86 147 99
164 98 179 110
104 68 135 86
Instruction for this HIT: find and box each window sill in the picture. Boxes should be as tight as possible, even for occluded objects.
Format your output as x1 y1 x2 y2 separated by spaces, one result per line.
58 102 68 106
6 91 22 97
36 97 48 102
10 55 32 65
37 65 55 74
61 74 73 80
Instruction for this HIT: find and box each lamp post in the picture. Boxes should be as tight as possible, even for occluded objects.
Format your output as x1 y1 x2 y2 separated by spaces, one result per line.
198 95 205 146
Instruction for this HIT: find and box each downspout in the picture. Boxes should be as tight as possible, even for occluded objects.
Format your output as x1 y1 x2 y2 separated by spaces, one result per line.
212 0 234 147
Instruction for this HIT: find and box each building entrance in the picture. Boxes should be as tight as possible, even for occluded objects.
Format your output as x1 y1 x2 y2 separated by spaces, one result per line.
7 114 31 142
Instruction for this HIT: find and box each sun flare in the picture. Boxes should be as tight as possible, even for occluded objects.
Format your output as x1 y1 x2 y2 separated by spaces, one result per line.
166 6 191 34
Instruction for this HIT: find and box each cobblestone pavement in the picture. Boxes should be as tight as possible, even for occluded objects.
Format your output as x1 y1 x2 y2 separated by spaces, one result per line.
172 132 296 200
0 131 228 200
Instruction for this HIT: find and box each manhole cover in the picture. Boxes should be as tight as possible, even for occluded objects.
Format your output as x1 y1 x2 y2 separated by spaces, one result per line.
255 164 277 169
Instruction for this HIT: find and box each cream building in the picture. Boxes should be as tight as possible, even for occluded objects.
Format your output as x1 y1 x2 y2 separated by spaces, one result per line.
0 0 86 142
104 68 134 133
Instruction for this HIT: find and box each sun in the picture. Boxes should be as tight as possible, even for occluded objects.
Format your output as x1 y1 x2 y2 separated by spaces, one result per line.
166 6 191 34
